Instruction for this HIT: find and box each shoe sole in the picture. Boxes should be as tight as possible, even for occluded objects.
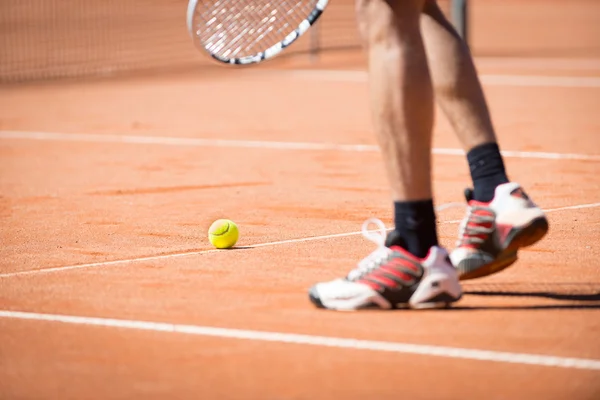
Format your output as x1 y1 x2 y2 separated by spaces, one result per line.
310 289 462 311
408 292 462 310
458 216 549 281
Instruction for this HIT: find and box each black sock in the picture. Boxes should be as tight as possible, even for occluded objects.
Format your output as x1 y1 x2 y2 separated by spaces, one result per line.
467 142 509 202
386 199 438 259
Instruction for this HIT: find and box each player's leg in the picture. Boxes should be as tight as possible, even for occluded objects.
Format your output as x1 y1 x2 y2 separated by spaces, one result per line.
308 0 462 311
359 0 438 258
421 0 503 197
421 0 548 280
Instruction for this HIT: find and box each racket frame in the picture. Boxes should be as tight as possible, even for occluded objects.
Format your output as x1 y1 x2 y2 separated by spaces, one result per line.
187 0 330 65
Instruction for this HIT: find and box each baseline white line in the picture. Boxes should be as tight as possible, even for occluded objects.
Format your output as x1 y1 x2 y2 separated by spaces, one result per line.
1 130 599 161
283 70 600 88
0 310 599 370
444 202 600 224
483 74 600 88
1 202 598 279
0 230 369 278
542 202 600 213
472 57 600 71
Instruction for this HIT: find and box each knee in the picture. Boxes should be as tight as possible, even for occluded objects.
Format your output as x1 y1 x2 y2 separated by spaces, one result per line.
355 0 423 45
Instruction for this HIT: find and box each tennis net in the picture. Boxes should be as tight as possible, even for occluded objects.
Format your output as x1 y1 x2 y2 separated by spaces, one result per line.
0 0 465 83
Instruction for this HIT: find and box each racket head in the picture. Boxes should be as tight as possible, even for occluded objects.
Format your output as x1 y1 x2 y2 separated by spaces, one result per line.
187 0 329 66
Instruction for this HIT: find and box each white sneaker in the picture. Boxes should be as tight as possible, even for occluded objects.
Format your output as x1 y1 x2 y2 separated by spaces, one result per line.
309 219 463 310
450 182 549 280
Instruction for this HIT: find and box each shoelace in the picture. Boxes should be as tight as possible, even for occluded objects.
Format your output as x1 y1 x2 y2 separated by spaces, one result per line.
346 202 468 281
456 205 496 247
346 218 391 281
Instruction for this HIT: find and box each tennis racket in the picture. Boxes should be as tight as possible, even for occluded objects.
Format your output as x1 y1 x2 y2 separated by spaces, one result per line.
186 0 329 66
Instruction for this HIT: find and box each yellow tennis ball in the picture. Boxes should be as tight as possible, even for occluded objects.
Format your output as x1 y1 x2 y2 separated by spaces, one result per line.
208 219 239 249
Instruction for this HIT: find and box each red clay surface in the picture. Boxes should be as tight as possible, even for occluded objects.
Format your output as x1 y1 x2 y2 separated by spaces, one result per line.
1 1 600 399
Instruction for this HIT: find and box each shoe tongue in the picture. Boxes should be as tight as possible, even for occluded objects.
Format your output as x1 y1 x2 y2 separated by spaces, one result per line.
469 199 492 207
464 188 474 202
464 188 494 206
384 230 406 248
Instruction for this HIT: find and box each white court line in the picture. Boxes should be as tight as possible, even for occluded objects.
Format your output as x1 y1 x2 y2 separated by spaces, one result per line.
283 70 600 88
472 57 600 71
1 202 598 279
444 202 600 224
1 130 599 161
0 310 599 370
0 229 371 278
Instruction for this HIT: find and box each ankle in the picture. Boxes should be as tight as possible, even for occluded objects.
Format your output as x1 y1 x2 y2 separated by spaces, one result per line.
467 142 509 202
387 199 438 258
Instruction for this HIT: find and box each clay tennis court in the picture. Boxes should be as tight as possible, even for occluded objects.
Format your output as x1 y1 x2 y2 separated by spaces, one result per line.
1 1 600 399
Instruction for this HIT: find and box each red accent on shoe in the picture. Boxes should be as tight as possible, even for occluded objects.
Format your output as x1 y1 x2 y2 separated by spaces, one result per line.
459 203 495 249
378 265 415 284
495 223 513 243
365 273 399 288
510 187 530 200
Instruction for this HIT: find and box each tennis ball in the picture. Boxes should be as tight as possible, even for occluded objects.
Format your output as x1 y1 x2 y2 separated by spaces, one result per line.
208 219 239 249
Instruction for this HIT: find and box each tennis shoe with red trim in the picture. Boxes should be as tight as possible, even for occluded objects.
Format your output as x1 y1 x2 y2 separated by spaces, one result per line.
450 182 549 280
308 219 462 310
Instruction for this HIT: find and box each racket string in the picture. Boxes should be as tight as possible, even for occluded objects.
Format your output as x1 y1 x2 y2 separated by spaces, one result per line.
193 0 319 59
